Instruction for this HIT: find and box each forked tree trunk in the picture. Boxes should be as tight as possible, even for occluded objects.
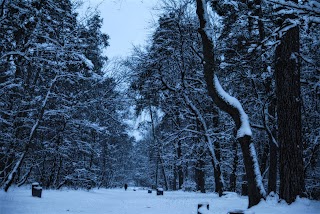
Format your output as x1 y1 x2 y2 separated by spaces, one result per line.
195 0 266 207
275 7 305 203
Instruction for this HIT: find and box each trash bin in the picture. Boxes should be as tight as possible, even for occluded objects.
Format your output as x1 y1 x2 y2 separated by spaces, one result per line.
197 202 209 214
32 182 42 198
156 188 163 195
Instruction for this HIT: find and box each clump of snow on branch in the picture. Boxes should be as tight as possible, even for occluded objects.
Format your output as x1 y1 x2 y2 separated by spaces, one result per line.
250 143 267 197
213 75 252 138
76 53 94 70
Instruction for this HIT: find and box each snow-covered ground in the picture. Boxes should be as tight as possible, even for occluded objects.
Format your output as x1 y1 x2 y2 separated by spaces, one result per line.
0 187 319 214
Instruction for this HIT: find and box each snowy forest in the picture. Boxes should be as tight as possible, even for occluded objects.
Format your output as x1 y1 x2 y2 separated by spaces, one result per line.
0 0 319 210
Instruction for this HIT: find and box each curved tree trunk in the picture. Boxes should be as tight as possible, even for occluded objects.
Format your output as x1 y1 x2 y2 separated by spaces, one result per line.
195 0 266 207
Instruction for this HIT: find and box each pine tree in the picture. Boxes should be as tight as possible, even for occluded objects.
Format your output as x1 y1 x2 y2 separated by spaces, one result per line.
274 0 305 203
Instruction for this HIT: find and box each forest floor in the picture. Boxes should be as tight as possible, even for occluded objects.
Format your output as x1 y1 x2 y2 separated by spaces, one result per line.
0 186 319 214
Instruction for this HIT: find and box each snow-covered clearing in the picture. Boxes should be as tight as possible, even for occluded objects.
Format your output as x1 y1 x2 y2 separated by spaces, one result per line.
0 187 319 214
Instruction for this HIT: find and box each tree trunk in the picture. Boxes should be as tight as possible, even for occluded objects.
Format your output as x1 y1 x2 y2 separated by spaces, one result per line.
173 162 177 191
263 79 278 194
260 143 269 178
149 104 160 188
177 141 184 189
275 12 305 203
159 153 168 190
3 152 26 192
209 153 223 196
239 137 265 207
212 108 223 196
195 0 266 207
195 158 206 193
268 141 277 194
230 140 238 192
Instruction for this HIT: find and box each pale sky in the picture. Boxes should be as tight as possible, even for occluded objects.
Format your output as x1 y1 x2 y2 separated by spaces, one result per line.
79 0 159 59
78 0 160 141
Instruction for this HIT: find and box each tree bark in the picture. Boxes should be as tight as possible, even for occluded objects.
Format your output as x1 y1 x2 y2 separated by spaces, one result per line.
275 12 305 203
195 0 266 207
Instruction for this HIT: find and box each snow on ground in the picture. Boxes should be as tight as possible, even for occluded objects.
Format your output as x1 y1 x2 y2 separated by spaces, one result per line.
0 186 319 214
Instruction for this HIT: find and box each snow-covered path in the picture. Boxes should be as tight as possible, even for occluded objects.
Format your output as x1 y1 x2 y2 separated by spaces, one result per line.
0 187 319 214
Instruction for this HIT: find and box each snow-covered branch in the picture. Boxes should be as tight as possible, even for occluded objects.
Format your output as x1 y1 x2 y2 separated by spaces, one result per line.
269 0 320 24
213 75 252 138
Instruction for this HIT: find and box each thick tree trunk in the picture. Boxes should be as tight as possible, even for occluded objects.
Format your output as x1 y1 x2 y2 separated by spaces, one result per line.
196 0 266 207
275 19 305 203
239 137 265 207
